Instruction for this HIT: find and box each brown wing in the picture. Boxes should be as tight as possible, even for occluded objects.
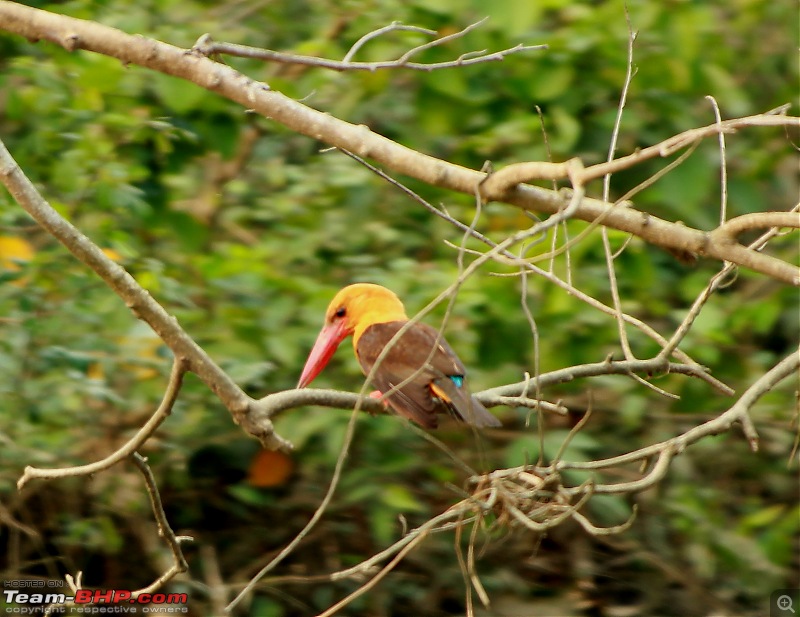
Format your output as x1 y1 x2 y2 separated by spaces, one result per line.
356 321 499 428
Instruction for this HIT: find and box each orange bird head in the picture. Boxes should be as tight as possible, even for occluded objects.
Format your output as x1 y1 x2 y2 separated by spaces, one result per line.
297 283 408 388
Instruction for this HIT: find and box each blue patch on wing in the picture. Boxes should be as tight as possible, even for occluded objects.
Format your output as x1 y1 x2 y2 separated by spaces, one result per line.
449 375 464 388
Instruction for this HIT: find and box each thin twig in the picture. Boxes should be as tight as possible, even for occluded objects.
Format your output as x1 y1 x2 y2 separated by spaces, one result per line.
572 504 638 535
226 377 364 611
317 531 429 617
343 22 437 62
601 8 638 362
467 514 490 608
44 454 191 614
706 95 728 224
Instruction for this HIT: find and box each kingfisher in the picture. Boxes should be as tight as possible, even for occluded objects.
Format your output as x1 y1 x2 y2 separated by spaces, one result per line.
297 283 500 429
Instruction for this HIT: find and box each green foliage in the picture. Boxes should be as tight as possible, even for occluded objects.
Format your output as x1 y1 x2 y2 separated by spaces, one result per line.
1 1 797 616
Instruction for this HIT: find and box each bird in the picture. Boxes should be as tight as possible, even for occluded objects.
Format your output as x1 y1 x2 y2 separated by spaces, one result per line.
297 283 500 429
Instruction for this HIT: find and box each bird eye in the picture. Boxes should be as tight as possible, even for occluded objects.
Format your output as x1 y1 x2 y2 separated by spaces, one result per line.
334 307 346 318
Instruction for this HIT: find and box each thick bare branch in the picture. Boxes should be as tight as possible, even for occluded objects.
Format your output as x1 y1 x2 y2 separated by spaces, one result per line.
478 158 583 198
251 358 733 422
253 388 387 418
0 2 796 282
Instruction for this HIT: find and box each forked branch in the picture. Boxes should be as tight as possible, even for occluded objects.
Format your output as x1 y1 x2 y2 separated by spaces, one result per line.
193 18 547 72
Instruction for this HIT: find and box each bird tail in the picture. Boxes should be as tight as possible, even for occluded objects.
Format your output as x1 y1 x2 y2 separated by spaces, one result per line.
431 379 501 428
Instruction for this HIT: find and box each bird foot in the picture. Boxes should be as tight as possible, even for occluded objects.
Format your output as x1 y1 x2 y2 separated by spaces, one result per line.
369 390 389 407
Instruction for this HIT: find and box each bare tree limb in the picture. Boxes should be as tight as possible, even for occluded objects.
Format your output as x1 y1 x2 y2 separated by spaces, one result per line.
0 2 796 283
252 358 734 421
480 357 734 400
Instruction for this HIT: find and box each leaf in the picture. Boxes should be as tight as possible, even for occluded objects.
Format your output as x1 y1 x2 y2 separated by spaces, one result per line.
381 484 426 512
247 449 294 488
0 235 34 270
150 72 212 114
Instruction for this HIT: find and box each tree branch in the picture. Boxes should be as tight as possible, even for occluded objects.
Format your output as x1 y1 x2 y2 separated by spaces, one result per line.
342 22 438 62
192 18 547 71
251 358 734 421
483 346 799 495
44 454 191 614
0 2 796 283
480 358 734 400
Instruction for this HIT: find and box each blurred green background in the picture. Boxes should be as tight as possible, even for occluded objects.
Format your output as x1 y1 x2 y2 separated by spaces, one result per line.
0 0 797 615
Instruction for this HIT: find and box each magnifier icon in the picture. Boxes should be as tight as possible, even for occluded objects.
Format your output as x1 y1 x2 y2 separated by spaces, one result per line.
778 595 796 614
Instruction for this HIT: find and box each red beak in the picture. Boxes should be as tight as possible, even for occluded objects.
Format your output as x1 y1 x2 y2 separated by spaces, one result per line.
297 320 350 388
